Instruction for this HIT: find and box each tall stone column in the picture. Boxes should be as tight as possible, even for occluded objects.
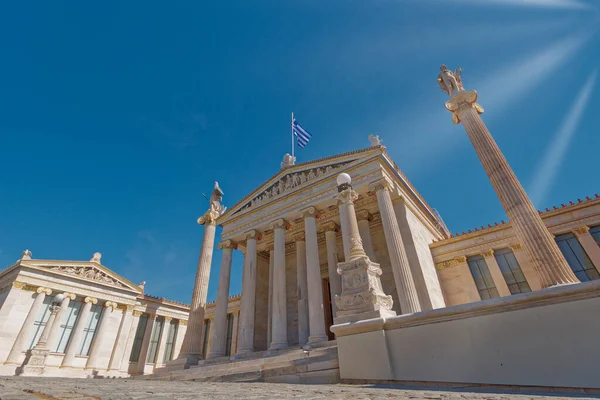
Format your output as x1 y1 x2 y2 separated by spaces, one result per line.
62 296 97 368
573 226 600 272
236 230 260 355
176 209 219 365
441 67 578 288
357 210 377 261
207 241 236 359
6 286 52 364
136 314 157 374
155 317 172 365
333 173 396 324
269 219 289 350
303 207 328 344
267 246 274 347
371 179 421 314
294 232 309 346
323 222 342 318
47 292 76 351
481 250 511 297
86 301 117 370
109 305 135 372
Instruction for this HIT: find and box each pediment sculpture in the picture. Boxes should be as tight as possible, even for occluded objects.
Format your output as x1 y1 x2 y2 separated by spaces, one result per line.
233 160 354 215
49 265 128 289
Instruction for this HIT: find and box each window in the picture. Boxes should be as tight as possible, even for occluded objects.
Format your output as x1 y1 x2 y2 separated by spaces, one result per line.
494 248 531 295
162 319 178 363
146 316 164 364
52 299 83 353
590 226 600 247
202 319 211 357
27 296 53 349
555 233 599 282
78 303 102 356
225 313 234 356
129 313 149 362
467 255 499 300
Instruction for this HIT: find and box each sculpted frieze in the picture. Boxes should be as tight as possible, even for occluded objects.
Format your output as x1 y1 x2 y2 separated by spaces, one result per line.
48 265 128 289
232 161 354 216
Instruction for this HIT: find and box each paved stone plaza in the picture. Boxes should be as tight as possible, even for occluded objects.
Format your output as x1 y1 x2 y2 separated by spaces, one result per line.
0 378 598 400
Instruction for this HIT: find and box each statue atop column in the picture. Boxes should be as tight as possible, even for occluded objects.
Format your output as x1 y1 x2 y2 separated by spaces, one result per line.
199 182 227 225
437 65 464 97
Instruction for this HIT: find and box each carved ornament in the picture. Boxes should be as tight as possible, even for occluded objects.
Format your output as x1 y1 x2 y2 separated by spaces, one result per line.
133 310 143 317
337 188 358 205
269 218 291 231
164 316 173 322
63 292 77 300
293 232 305 242
179 320 188 326
368 178 392 193
244 230 262 241
435 256 468 271
84 296 98 304
232 161 353 215
36 287 52 295
321 221 340 233
301 206 320 219
481 249 494 258
444 90 484 124
572 226 590 236
509 243 523 251
217 240 237 251
198 210 220 226
47 265 128 289
356 210 373 222
105 301 118 309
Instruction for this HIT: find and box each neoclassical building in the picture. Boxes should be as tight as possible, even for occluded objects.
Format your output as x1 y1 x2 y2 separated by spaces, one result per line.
0 252 240 377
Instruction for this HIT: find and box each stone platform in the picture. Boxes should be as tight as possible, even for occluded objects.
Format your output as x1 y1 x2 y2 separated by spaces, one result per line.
146 341 339 384
0 377 598 400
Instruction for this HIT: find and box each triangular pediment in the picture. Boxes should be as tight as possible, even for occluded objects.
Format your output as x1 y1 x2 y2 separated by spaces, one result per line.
21 260 143 294
220 146 385 221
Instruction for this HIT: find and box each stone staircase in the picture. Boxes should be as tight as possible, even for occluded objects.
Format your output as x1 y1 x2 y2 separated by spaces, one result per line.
143 341 339 384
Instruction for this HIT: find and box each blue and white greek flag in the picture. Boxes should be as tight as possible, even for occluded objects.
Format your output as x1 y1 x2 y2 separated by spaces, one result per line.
293 117 312 148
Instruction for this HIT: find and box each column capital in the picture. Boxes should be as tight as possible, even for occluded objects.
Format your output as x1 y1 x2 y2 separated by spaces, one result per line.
164 316 173 322
455 255 467 264
244 229 263 241
322 221 340 233
444 90 484 124
509 243 523 251
356 210 373 222
126 304 135 311
63 292 77 300
435 256 468 270
336 188 358 205
105 301 118 309
133 310 143 317
293 232 306 242
572 226 590 236
84 296 98 304
36 287 52 295
197 209 220 226
218 240 237 250
481 249 494 258
368 178 393 193
179 319 188 326
269 218 291 231
301 206 322 219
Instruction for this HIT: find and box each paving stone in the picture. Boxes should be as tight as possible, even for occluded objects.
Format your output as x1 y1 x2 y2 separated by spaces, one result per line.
0 377 596 400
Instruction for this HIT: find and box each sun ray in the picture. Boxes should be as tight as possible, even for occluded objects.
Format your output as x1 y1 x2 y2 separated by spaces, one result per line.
528 70 597 207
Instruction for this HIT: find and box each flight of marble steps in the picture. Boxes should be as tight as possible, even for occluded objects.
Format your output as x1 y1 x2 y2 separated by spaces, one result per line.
144 341 339 384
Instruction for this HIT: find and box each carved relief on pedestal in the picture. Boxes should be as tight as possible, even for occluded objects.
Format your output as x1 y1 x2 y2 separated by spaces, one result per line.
233 160 354 215
48 265 128 289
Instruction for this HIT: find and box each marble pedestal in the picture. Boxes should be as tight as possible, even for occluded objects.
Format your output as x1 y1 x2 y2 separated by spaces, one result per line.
20 348 50 376
334 256 396 325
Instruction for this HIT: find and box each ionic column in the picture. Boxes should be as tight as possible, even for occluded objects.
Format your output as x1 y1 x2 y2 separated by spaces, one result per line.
573 226 600 273
177 209 219 365
207 241 236 359
136 313 156 374
481 250 511 297
86 301 117 370
509 243 542 291
269 219 289 350
62 296 97 368
230 310 240 355
303 207 328 344
323 222 342 318
371 179 421 314
443 83 578 287
155 317 172 365
267 246 274 347
236 230 261 355
47 292 76 351
357 210 377 261
109 305 135 371
294 232 309 346
6 286 52 364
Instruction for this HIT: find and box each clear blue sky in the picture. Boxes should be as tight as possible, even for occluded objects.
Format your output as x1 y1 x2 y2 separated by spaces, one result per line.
1 1 598 304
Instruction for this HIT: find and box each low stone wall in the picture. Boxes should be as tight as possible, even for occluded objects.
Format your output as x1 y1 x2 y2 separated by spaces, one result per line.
331 280 600 389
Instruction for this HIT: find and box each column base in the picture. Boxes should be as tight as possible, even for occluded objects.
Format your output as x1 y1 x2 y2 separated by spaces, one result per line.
205 351 226 360
268 342 288 351
305 335 328 348
166 353 201 370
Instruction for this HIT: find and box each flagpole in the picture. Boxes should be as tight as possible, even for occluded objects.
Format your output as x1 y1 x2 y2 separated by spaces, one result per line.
291 112 295 159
